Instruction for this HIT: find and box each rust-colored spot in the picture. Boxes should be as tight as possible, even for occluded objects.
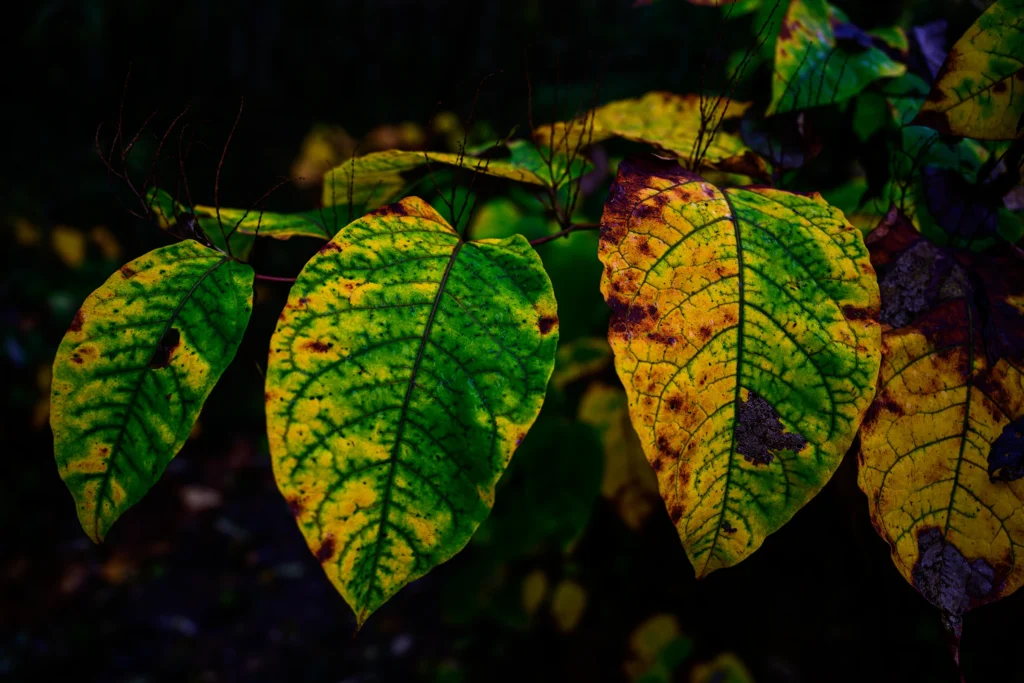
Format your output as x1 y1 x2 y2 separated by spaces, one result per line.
515 432 527 447
651 459 663 472
69 310 85 332
316 535 336 563
298 297 310 306
287 496 303 517
71 354 83 365
657 435 671 453
666 395 685 412
992 80 1008 94
638 239 652 255
669 506 683 524
538 316 558 335
779 21 794 40
318 242 341 254
148 328 181 370
697 324 712 341
119 265 137 279
99 447 109 455
303 340 332 353
913 109 952 134
722 520 737 534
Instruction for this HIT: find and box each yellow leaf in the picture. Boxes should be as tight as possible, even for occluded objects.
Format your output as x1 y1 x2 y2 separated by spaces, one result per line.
858 298 1024 638
521 569 549 616
51 225 87 269
629 613 680 665
534 92 768 180
690 653 754 683
579 383 661 530
600 157 880 576
89 226 122 261
550 579 586 632
914 0 1024 140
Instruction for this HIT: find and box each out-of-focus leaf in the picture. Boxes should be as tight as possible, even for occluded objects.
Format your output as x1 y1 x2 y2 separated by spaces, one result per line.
51 240 254 542
550 579 586 632
600 157 880 575
625 614 692 683
521 570 548 617
690 653 755 683
579 383 661 530
552 337 613 390
51 226 87 269
321 143 581 215
534 92 770 180
768 0 906 115
914 0 1024 140
265 197 558 627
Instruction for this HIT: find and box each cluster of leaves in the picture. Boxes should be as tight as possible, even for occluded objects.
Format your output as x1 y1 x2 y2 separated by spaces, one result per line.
51 0 1023 669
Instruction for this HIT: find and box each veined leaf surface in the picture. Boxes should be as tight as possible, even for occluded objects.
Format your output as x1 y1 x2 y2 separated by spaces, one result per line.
534 92 769 179
600 157 880 575
321 145 579 213
769 0 906 115
51 240 254 542
914 0 1024 140
858 299 1024 640
148 187 336 243
265 197 558 626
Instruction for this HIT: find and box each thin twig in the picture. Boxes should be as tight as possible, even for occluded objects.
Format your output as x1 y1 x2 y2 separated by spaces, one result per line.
529 222 600 246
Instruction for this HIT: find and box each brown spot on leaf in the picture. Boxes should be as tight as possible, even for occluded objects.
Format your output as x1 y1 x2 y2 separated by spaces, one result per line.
119 265 137 279
69 310 85 332
913 109 952 135
992 80 1008 94
842 305 871 321
303 340 333 353
538 316 558 335
287 496 303 517
651 459 663 472
148 328 181 370
697 324 712 341
735 391 807 466
316 536 336 563
666 395 685 413
669 506 683 524
318 242 341 254
721 520 737 534
71 355 83 365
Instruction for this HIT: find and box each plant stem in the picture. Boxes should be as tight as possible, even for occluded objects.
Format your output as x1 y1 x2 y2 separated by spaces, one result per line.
254 274 297 283
529 222 600 246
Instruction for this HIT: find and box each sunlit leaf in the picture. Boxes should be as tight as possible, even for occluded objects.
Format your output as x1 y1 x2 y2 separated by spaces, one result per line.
858 297 1024 646
265 197 559 626
600 157 881 575
579 383 661 530
51 240 254 542
914 0 1024 140
769 0 906 115
534 92 770 180
147 188 256 258
321 144 581 214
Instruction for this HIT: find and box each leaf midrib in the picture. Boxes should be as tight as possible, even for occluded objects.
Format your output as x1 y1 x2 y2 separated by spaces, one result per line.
93 255 229 539
360 237 464 615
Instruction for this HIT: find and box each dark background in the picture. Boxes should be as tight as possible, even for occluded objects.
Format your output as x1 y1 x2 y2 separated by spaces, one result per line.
4 1 1022 682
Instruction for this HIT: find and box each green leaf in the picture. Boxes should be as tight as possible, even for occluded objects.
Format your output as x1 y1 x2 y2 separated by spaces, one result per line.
600 157 881 575
768 0 906 115
265 197 559 626
147 188 257 259
148 187 337 244
51 240 254 542
914 0 1024 140
321 143 579 214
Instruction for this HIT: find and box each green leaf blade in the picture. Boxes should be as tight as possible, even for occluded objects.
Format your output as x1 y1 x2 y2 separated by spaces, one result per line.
266 197 558 626
51 240 255 542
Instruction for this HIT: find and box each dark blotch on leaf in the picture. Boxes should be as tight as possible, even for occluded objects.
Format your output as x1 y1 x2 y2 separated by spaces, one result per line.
988 417 1024 483
878 240 966 328
735 391 807 466
303 340 333 353
319 242 341 254
912 528 995 621
538 316 558 335
119 265 137 279
721 520 737 534
69 310 85 332
148 328 181 370
316 535 336 563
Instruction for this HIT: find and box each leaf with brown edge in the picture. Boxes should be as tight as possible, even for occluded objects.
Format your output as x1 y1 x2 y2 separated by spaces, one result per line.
769 0 906 115
534 92 770 180
914 0 1024 140
857 297 1024 652
600 156 880 576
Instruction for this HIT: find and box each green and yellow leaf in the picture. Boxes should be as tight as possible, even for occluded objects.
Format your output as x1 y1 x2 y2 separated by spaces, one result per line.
51 240 254 542
321 144 580 213
600 157 880 576
914 0 1024 140
534 92 769 180
769 0 906 115
858 298 1024 638
148 187 335 244
265 197 558 626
